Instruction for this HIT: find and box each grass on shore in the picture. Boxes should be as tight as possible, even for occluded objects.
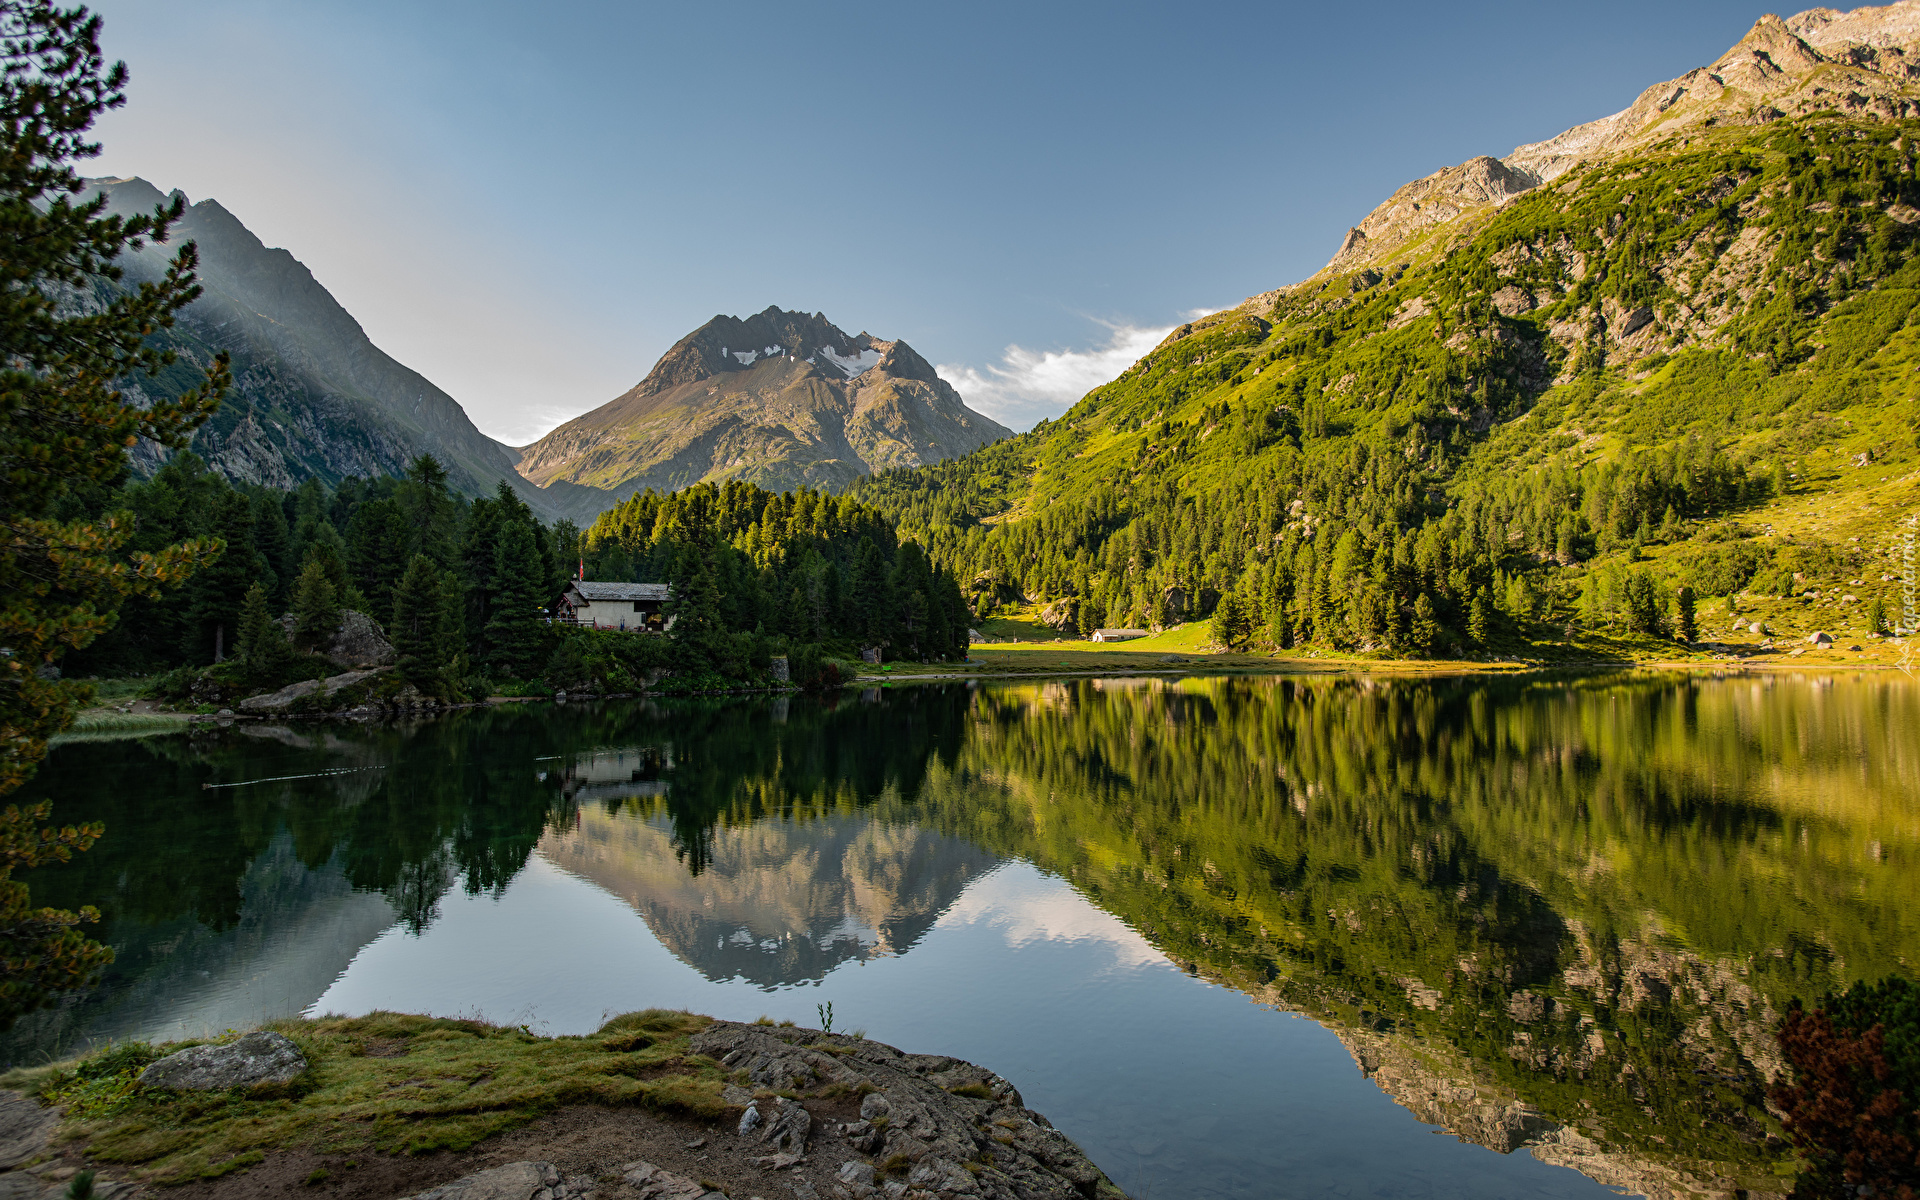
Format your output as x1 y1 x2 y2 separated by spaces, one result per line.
49 711 190 746
0 1011 727 1184
862 599 1912 682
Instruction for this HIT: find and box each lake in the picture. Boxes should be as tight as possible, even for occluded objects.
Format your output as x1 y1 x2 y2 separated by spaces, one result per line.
8 671 1916 1199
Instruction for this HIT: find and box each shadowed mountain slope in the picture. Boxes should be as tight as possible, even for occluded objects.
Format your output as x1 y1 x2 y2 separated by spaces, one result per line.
87 177 606 518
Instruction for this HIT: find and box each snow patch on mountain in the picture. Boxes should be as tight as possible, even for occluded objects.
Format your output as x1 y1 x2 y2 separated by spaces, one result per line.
819 346 880 378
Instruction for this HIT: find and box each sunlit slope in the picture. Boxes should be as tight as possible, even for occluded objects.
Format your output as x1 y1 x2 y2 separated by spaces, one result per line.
851 114 1920 653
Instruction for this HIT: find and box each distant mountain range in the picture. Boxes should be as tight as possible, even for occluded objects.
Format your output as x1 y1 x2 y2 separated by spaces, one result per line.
515 306 1010 519
89 181 1006 522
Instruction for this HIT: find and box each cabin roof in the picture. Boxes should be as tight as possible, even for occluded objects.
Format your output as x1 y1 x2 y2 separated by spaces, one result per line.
568 581 671 602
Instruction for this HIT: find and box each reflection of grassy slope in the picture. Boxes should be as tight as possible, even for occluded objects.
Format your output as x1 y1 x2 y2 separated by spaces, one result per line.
893 674 1920 1189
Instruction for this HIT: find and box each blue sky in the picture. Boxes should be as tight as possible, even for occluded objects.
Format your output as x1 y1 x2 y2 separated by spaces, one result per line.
92 0 1771 441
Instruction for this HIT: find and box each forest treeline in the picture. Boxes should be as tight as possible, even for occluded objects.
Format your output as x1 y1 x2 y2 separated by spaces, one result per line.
66 452 972 699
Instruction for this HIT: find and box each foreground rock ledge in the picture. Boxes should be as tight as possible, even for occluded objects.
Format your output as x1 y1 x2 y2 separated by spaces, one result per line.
699 1020 1121 1199
403 1021 1124 1200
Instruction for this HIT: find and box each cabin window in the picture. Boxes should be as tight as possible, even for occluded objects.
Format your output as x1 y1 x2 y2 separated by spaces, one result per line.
633 600 644 612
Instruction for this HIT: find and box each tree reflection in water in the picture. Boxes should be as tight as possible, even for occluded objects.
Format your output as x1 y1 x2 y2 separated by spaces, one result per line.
8 672 1915 1194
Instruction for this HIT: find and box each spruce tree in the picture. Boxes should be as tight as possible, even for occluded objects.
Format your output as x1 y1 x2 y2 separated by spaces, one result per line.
291 558 341 653
348 496 410 619
397 455 457 568
483 519 547 678
434 567 468 691
667 539 726 662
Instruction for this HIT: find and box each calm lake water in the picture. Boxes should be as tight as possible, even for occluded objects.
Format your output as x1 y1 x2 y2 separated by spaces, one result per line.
9 672 1918 1199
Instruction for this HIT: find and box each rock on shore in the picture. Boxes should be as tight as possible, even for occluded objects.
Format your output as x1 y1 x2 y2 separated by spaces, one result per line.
688 1021 1125 1200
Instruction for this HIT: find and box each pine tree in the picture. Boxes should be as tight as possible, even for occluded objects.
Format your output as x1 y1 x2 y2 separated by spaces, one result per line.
182 487 259 663
1410 593 1439 657
397 455 457 568
483 519 547 678
1676 585 1698 643
234 582 291 682
392 554 456 693
1868 595 1890 635
251 490 293 606
291 559 341 653
1468 586 1492 647
1210 589 1250 650
0 1 230 1024
348 497 410 619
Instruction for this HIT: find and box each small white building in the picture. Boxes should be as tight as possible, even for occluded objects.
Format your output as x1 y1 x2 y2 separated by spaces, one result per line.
1091 628 1149 643
559 581 673 632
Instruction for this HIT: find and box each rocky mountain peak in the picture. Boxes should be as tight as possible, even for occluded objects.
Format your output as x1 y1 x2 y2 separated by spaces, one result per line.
866 338 941 386
631 306 886 398
1257 0 1920 297
515 306 1010 513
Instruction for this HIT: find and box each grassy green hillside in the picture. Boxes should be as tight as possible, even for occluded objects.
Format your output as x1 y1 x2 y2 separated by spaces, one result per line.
850 115 1920 660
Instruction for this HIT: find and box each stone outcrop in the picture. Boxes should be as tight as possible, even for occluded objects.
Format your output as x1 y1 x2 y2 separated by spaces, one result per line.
136 1030 307 1091
239 668 389 713
275 610 395 669
688 1021 1125 1199
0 1092 135 1200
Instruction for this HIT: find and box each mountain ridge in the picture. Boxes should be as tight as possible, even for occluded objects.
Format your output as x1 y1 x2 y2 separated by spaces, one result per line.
86 176 598 518
1221 0 1920 317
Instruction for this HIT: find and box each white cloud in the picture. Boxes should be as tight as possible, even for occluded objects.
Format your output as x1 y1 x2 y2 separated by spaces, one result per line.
938 309 1222 431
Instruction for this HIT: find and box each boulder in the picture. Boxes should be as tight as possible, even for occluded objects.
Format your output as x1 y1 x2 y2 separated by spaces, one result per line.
239 668 388 713
402 1162 610 1200
618 1162 721 1200
1038 598 1078 631
1808 631 1834 646
137 1031 306 1091
276 609 395 669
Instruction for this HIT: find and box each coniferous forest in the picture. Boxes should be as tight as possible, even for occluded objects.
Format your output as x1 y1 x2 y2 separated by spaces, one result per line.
64 453 971 702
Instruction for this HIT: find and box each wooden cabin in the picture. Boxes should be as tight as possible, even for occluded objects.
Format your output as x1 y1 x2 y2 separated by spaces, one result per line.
559 581 673 632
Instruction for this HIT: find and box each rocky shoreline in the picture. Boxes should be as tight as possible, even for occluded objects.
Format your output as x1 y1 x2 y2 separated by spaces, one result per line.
0 1017 1125 1200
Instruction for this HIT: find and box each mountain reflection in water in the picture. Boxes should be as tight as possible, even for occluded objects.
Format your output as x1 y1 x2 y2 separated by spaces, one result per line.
5 673 1915 1200
542 807 997 986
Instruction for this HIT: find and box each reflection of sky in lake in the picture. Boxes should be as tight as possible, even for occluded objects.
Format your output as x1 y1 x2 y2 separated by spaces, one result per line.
314 851 1611 1200
19 671 1913 1200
